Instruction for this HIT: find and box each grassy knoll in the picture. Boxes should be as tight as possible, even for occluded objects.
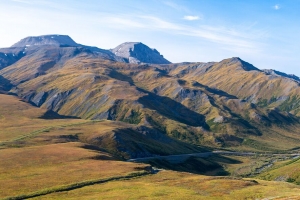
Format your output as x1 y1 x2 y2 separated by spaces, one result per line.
30 170 300 200
0 94 86 142
0 142 149 199
257 156 300 185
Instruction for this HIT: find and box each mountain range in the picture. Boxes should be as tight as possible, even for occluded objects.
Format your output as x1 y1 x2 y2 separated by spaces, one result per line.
1 34 300 157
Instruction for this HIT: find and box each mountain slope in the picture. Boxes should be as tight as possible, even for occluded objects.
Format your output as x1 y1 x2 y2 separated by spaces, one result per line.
171 57 300 115
1 35 300 153
0 93 203 159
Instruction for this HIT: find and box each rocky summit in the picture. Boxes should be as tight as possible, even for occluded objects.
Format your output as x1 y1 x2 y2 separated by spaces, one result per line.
111 42 171 64
11 34 78 47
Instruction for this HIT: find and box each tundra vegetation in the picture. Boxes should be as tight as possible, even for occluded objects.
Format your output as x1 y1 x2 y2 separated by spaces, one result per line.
1 35 300 199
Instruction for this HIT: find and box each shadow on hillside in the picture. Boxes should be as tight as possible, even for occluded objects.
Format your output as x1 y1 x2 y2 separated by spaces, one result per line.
0 75 13 92
192 81 238 99
107 69 210 129
138 92 209 129
108 70 134 85
86 126 205 161
39 110 81 120
144 154 242 176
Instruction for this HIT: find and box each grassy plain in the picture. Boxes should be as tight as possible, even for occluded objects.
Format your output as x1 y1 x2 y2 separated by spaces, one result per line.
31 170 300 200
0 142 148 199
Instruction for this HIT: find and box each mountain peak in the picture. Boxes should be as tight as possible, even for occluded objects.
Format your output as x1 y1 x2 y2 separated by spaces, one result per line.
226 57 260 71
111 42 171 64
11 34 78 47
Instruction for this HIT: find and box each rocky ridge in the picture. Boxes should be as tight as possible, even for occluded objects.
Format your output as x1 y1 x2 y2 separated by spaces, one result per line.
1 35 300 153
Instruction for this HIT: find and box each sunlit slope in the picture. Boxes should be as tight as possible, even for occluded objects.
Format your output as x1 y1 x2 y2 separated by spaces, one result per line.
3 55 209 145
1 46 300 151
172 57 300 115
0 94 202 158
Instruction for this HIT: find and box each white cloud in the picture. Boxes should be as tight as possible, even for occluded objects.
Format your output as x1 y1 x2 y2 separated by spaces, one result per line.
183 15 200 21
273 4 280 10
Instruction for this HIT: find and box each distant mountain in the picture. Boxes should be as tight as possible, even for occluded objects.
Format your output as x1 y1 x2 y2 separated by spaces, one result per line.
111 42 171 64
8 35 171 64
10 35 124 62
1 35 300 154
12 35 78 47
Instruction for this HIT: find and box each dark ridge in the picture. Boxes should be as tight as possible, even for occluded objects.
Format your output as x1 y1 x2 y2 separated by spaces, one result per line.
229 57 260 71
263 69 300 82
0 75 13 92
39 110 81 120
81 144 110 154
144 154 242 175
192 81 238 99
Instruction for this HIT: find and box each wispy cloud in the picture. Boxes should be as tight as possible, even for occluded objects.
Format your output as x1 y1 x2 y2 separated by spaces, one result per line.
140 16 182 30
183 15 200 21
98 14 265 53
10 0 33 4
163 1 189 12
105 17 145 28
273 4 280 10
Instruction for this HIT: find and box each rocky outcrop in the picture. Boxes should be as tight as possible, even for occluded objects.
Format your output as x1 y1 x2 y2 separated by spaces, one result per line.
263 69 300 82
111 42 171 64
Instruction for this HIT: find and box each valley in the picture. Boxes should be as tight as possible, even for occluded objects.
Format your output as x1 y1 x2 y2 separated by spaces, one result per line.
1 35 300 199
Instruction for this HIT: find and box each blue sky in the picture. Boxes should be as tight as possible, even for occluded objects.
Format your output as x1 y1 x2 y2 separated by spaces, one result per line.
0 0 299 75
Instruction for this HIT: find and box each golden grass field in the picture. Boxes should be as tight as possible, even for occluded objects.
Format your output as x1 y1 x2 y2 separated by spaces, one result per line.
0 142 149 199
1 94 300 199
31 170 300 200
